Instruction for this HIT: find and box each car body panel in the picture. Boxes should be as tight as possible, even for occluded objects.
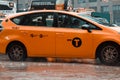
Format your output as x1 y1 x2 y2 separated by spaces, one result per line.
0 21 56 57
16 26 56 57
0 10 120 59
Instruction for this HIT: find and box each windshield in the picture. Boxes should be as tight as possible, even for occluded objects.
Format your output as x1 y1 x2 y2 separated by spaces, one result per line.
78 14 114 27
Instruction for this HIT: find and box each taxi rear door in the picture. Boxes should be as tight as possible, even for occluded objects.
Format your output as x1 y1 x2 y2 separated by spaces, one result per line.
17 12 56 57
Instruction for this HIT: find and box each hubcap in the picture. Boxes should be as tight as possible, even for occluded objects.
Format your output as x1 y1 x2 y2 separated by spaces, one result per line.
9 45 24 61
101 45 119 62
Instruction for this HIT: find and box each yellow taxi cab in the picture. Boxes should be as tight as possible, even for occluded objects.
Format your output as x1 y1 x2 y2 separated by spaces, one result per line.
0 10 120 65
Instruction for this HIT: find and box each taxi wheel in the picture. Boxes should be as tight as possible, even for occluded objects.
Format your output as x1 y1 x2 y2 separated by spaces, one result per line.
98 44 120 66
7 43 27 61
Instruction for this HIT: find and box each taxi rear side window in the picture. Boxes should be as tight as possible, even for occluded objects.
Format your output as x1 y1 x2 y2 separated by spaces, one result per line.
11 12 55 27
11 16 24 25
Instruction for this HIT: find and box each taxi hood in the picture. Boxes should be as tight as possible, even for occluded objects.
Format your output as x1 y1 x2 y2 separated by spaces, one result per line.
109 27 120 32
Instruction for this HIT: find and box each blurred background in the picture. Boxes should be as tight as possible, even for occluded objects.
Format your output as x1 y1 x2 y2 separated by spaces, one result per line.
1 0 120 26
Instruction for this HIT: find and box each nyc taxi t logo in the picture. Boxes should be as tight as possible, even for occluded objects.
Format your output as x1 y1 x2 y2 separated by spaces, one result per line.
72 37 82 48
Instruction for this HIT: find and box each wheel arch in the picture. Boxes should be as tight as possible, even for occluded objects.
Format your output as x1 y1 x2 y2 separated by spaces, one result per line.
95 41 120 59
6 40 27 57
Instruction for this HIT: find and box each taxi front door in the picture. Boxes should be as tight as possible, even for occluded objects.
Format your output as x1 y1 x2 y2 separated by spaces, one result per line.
55 29 93 58
55 14 93 58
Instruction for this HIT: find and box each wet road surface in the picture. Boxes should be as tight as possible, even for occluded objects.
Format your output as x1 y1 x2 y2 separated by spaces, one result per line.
0 54 120 80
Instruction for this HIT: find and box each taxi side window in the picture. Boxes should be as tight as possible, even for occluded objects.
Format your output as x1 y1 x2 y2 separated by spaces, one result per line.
78 19 101 30
57 14 72 28
21 13 46 26
11 12 54 27
11 16 24 25
57 13 100 30
57 13 84 28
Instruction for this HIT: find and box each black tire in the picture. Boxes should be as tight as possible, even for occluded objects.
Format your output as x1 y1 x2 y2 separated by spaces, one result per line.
7 43 27 61
98 44 120 66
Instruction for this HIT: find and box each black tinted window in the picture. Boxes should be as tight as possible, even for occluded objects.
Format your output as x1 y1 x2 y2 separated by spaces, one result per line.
57 13 100 30
11 16 24 25
11 12 55 27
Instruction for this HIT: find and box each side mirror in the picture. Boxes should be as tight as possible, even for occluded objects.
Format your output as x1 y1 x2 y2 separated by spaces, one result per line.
81 24 91 33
